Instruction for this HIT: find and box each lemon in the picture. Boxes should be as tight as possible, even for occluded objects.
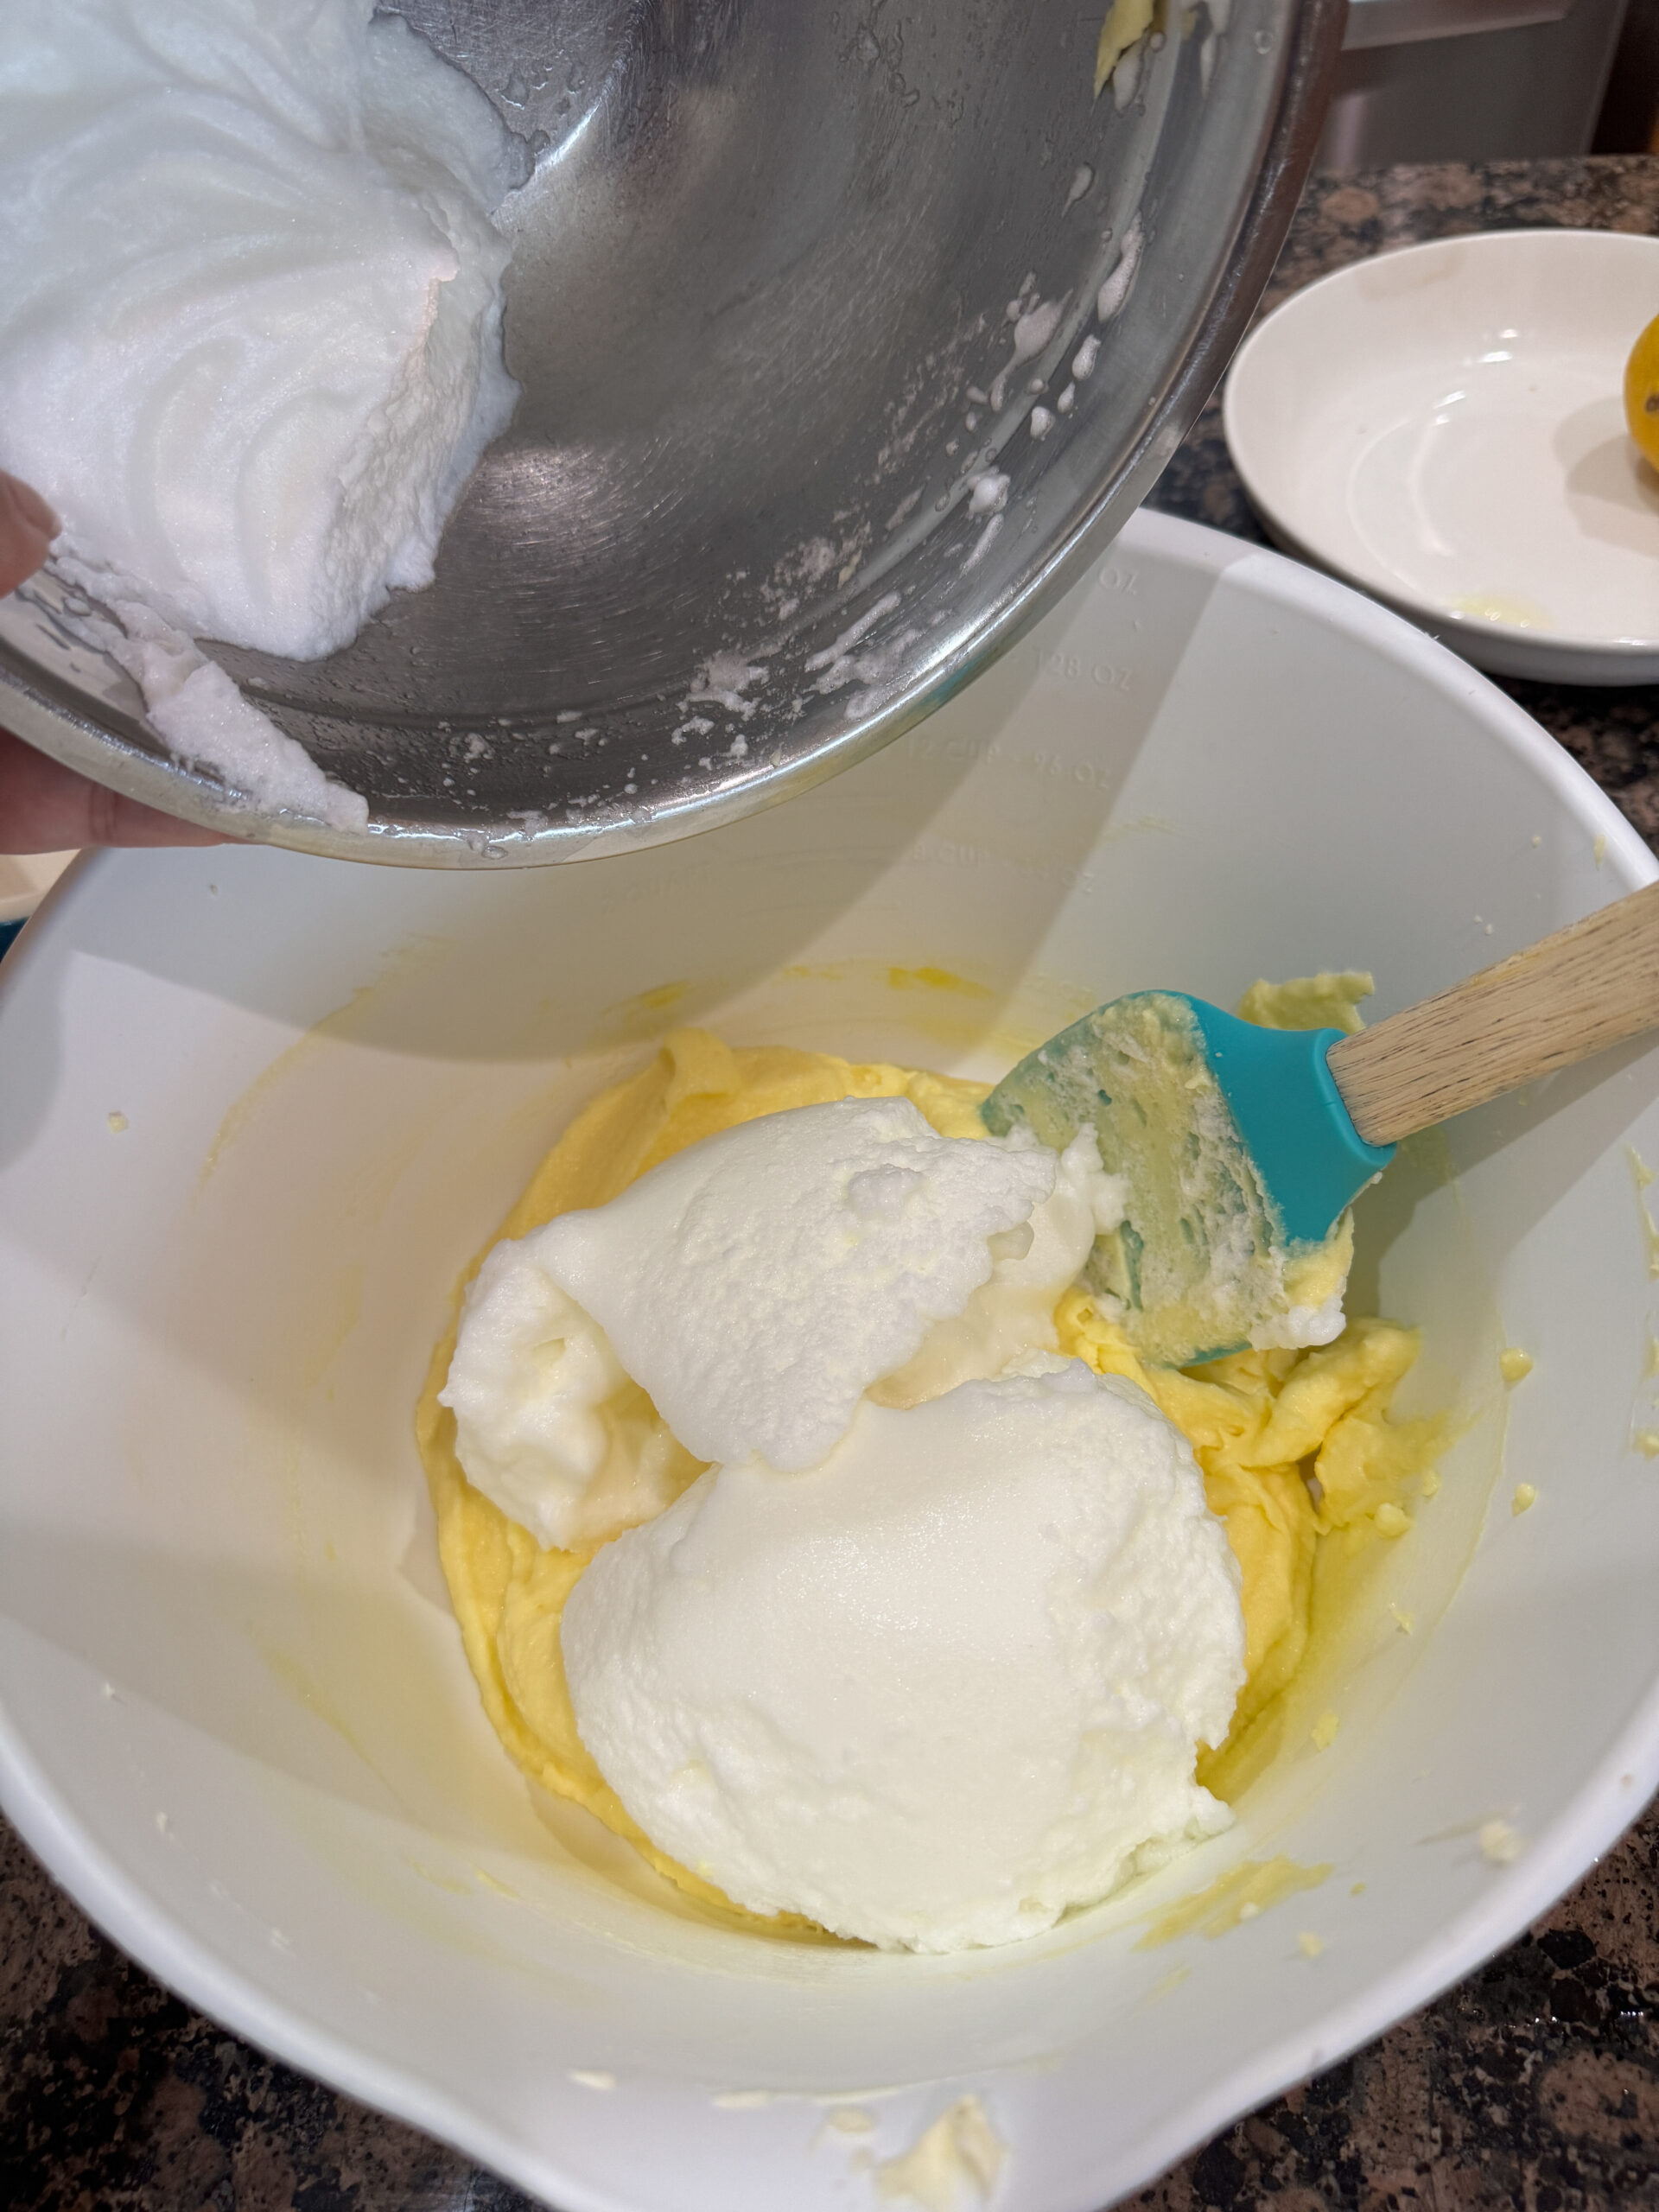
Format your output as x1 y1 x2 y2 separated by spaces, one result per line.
1625 312 1659 472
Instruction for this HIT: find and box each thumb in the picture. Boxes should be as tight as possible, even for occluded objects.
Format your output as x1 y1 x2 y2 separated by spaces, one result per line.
0 472 59 597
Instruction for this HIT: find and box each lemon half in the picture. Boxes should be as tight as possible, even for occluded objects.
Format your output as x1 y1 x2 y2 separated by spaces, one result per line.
1625 312 1659 472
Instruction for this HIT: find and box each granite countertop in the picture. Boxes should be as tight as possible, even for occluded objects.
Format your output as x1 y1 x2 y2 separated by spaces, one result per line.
3 154 1657 2212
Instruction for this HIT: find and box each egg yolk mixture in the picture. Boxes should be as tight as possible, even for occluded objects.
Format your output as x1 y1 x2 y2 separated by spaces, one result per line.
415 1001 1446 1929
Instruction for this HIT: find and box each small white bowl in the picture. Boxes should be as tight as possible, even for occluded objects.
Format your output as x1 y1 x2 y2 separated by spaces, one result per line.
2 512 1656 2212
1224 230 1659 683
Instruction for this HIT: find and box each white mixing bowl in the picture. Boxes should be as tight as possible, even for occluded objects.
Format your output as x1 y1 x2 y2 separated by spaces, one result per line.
2 510 1656 2212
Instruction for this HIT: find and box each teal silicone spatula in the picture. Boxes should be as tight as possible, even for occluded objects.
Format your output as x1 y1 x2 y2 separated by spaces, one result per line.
982 880 1659 1366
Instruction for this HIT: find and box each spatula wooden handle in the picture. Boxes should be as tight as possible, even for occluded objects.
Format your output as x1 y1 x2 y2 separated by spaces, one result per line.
1328 879 1659 1147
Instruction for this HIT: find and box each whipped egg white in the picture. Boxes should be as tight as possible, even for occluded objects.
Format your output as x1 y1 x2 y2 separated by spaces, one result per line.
0 0 523 821
563 1365 1243 1952
441 1093 1249 1950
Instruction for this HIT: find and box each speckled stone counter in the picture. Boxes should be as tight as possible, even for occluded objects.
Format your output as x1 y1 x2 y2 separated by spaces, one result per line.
3 156 1656 2212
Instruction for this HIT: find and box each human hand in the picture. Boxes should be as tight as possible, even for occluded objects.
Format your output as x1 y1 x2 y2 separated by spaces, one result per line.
0 471 225 853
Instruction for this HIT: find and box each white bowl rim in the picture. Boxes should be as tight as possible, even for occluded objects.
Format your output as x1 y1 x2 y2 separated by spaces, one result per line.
1222 228 1659 679
3 505 1657 2212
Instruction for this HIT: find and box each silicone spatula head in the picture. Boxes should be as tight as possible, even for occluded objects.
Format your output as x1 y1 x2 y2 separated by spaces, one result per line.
981 991 1394 1366
982 885 1659 1362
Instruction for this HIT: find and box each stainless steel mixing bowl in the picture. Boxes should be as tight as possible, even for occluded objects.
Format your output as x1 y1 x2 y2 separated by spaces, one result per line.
0 0 1342 866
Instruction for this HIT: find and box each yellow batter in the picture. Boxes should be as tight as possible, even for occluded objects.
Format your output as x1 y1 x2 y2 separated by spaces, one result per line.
416 1006 1446 1927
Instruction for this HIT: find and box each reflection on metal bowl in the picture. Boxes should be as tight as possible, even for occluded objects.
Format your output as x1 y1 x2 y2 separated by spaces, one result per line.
0 0 1343 863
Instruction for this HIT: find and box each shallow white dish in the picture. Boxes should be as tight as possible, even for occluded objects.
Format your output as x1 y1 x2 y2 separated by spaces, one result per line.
2 509 1657 2212
1224 230 1659 683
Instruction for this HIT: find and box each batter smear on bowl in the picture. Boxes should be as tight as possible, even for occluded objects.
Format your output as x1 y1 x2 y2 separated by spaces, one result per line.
416 992 1446 1953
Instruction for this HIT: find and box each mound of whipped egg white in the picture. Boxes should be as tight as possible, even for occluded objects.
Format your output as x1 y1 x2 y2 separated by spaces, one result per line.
441 1096 1251 1952
0 0 525 828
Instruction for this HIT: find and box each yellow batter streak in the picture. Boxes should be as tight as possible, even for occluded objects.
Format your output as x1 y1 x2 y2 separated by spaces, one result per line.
416 1010 1445 1926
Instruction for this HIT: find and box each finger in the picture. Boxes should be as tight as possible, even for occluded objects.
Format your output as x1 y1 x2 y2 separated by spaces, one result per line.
0 472 59 597
0 728 228 852
0 480 233 851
